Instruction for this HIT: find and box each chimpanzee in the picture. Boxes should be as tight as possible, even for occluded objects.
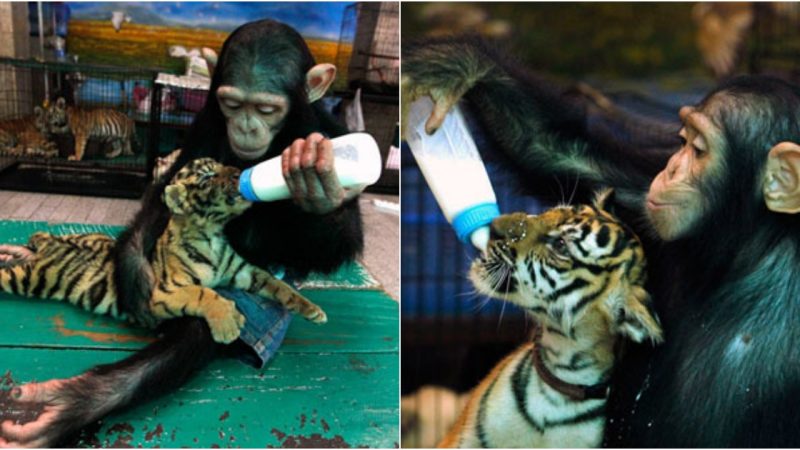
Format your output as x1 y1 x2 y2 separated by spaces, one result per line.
404 37 800 447
0 19 364 447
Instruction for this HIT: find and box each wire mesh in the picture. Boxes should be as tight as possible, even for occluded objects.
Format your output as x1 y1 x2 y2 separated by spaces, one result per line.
336 1 399 194
337 2 399 90
749 3 800 80
148 77 213 160
0 57 160 198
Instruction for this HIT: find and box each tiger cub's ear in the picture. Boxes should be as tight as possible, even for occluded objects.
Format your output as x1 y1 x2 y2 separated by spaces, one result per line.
163 184 189 215
593 188 615 213
55 97 66 111
616 285 663 345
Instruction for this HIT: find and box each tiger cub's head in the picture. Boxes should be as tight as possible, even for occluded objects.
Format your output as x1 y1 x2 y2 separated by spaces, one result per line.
470 190 663 344
36 97 70 135
163 157 251 225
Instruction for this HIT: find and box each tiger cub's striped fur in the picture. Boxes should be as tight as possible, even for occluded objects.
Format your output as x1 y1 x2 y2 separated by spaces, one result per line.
441 190 663 448
0 158 326 343
0 114 58 158
41 97 136 161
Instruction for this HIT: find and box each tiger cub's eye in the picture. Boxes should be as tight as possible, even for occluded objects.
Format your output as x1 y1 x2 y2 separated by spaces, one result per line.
553 237 569 255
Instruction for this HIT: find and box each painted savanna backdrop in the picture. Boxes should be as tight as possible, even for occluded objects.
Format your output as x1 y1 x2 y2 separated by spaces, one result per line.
64 2 354 82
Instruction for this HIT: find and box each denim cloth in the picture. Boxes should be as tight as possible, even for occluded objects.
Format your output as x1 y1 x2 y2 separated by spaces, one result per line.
216 275 293 368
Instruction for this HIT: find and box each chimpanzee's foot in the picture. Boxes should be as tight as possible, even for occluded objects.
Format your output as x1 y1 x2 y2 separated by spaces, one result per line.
0 378 88 448
0 245 33 268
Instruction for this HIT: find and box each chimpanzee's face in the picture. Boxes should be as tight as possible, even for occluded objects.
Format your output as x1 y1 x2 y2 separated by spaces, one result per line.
646 100 726 241
216 85 290 161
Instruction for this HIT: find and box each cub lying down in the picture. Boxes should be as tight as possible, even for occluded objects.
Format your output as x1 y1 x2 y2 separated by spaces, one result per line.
0 158 326 343
441 191 663 448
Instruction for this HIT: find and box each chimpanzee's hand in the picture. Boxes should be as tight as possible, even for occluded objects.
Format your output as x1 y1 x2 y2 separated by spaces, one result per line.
0 377 92 448
282 133 363 214
402 39 495 134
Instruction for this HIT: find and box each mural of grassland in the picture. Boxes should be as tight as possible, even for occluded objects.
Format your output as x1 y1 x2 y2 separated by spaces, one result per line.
66 2 354 85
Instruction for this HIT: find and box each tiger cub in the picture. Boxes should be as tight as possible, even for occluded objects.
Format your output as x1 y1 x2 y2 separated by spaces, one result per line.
40 97 136 160
0 115 58 158
0 158 327 343
440 190 663 448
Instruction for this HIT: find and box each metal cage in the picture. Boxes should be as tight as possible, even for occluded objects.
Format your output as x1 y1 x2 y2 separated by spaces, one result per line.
749 3 800 81
335 2 399 194
0 57 162 198
337 2 399 91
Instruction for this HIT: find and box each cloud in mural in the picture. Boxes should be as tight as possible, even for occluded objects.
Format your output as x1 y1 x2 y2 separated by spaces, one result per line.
110 10 131 32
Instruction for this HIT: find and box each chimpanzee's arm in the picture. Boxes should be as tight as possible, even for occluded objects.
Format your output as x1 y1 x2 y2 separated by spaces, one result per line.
112 180 171 326
112 185 164 326
403 36 681 208
225 197 363 277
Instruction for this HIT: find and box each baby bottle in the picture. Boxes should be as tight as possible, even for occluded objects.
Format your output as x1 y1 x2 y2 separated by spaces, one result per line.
239 133 383 202
406 97 500 252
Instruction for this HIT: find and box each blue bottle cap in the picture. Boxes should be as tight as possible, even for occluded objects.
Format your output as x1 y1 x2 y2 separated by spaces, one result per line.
239 167 258 201
452 203 500 243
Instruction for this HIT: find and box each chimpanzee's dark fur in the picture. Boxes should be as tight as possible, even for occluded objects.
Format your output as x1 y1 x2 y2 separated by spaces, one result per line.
404 36 800 447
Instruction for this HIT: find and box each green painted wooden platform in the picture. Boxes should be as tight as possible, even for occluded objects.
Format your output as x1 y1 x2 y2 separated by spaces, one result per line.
0 221 399 448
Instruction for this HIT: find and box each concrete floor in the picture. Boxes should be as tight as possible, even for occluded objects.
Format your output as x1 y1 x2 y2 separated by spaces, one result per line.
0 190 399 299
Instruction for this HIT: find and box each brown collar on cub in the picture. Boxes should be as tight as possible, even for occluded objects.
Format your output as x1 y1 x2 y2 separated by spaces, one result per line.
531 327 611 401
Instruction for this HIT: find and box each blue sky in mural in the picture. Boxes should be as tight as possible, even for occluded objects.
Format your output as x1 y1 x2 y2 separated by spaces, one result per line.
67 2 354 40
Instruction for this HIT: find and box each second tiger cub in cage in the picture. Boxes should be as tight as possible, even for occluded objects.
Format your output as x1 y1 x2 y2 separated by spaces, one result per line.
440 190 663 448
39 97 137 160
0 115 58 158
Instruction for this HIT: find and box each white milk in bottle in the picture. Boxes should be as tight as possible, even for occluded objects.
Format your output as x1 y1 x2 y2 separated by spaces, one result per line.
239 133 383 202
406 97 499 251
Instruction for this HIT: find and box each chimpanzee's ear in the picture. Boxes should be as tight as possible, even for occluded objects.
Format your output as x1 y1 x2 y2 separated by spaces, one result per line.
201 47 217 77
306 63 337 103
764 142 800 214
163 184 189 216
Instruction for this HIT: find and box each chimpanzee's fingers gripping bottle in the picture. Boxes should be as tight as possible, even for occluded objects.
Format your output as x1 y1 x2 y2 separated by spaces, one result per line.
406 97 500 252
239 133 383 202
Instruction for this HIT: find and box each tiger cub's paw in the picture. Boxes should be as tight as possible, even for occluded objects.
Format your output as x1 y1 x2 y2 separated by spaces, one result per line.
207 301 247 344
304 306 327 324
288 297 327 324
274 289 328 324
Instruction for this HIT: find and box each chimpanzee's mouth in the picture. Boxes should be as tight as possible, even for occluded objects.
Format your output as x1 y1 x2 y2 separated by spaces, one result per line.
230 143 268 160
